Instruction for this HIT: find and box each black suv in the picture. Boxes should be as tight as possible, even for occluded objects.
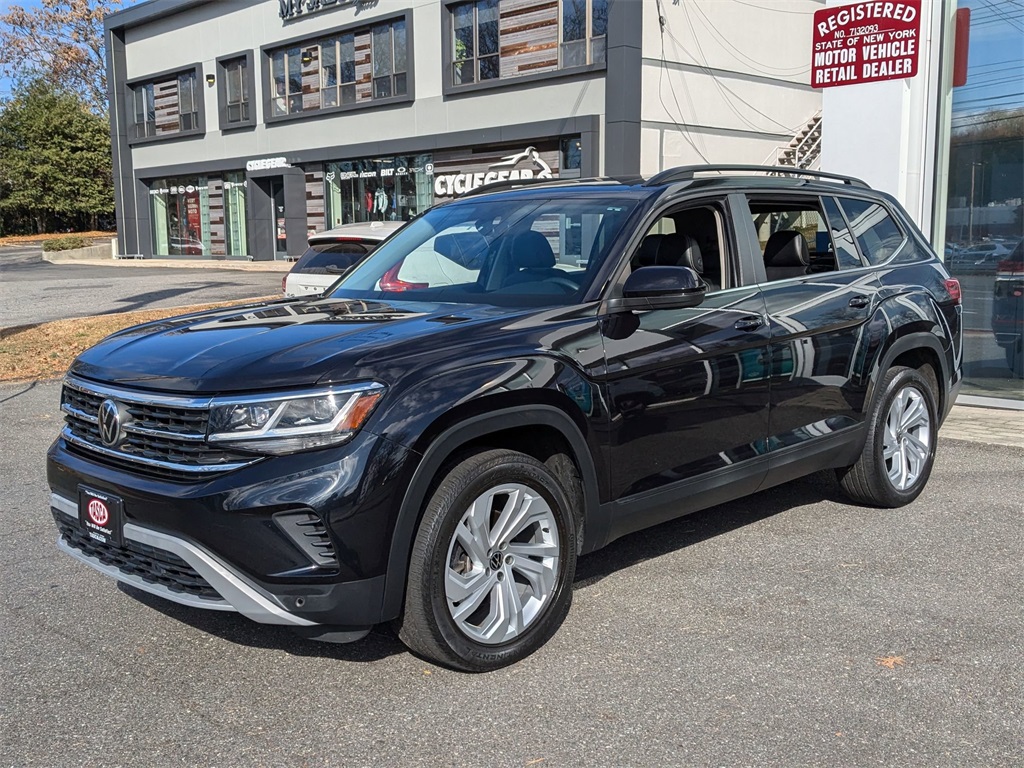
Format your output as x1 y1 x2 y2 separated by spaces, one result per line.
48 166 963 671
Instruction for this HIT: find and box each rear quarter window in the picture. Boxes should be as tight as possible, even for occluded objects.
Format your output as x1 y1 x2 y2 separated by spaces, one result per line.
837 198 906 265
293 242 372 274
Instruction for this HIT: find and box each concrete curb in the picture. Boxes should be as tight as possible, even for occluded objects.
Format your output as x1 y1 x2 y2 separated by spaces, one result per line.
41 255 290 272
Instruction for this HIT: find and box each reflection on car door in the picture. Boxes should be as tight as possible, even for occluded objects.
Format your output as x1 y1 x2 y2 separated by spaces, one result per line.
597 200 771 539
745 194 884 480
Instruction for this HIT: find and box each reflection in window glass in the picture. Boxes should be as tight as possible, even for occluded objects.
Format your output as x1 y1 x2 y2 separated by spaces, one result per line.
837 198 905 266
822 197 865 270
942 0 1023 395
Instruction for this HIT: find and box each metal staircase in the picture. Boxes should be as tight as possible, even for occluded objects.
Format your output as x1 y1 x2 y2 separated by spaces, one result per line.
764 110 823 170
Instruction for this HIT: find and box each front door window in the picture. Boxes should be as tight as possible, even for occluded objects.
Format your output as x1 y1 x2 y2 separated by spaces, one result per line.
270 178 287 257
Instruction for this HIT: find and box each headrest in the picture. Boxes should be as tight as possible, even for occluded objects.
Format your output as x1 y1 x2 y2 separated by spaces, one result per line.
637 234 664 267
764 230 809 267
510 231 555 269
656 233 704 273
434 232 487 269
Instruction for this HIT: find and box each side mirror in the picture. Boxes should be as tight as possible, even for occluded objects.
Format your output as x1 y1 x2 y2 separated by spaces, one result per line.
608 265 707 311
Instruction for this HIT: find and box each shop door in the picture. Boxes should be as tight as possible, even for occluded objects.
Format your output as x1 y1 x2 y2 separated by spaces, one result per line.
269 177 287 258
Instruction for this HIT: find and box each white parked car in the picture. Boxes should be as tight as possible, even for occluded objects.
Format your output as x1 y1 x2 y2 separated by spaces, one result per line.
282 221 405 297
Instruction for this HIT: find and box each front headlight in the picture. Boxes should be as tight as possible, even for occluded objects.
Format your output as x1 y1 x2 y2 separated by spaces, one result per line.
207 382 385 454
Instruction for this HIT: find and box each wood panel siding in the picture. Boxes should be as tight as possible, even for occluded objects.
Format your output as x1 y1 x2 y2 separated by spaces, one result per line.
154 79 180 134
208 178 226 257
355 30 372 101
305 165 326 234
499 0 558 79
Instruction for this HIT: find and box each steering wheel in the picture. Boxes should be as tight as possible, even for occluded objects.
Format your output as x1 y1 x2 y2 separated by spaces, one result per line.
547 277 580 293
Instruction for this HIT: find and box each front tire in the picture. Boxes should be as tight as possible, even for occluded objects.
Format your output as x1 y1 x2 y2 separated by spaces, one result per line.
396 449 578 672
838 366 937 507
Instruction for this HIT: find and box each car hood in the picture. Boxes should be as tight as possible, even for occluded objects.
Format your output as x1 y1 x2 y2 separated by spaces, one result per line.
69 296 527 393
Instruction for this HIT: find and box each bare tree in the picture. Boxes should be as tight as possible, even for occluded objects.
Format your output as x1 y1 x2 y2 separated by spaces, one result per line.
0 0 124 113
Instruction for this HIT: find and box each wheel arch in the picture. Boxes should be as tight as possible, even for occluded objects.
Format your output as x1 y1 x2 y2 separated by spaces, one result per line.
379 403 605 622
867 331 951 422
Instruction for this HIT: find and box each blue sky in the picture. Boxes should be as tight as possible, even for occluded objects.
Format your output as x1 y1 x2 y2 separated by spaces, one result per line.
952 0 1024 121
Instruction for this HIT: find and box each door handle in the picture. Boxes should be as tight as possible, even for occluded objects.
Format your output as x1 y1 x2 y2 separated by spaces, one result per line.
734 315 765 332
849 295 870 309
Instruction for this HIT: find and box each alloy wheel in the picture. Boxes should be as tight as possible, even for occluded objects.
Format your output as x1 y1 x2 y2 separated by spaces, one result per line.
882 385 932 491
444 483 560 645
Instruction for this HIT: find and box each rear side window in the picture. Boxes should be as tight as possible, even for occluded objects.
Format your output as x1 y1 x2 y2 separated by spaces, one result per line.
837 198 906 265
293 242 372 274
821 197 866 270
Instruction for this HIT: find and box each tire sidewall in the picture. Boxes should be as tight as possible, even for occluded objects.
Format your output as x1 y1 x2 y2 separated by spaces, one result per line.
870 368 938 505
422 455 576 670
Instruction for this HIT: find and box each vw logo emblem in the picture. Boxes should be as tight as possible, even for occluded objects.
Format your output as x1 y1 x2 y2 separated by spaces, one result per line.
98 399 122 447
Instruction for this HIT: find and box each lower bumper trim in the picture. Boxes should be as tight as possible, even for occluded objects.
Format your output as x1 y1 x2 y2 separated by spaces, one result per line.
52 492 316 627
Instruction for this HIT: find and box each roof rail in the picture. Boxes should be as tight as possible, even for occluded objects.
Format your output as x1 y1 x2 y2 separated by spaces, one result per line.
644 165 870 188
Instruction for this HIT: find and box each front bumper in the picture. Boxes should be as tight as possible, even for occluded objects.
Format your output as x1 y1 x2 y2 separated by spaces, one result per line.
47 428 413 631
52 492 316 626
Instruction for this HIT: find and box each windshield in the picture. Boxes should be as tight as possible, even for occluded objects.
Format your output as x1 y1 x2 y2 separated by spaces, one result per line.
327 195 641 307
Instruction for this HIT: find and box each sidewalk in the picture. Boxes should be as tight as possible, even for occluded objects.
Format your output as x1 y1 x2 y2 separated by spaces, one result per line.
943 404 1024 449
41 254 290 272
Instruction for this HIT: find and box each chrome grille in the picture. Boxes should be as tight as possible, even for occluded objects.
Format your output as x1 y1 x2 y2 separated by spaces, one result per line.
61 376 258 480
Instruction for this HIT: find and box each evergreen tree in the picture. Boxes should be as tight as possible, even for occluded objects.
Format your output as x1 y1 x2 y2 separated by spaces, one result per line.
0 79 114 233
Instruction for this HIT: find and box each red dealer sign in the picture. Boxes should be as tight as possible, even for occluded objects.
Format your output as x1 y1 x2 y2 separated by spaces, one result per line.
812 0 921 88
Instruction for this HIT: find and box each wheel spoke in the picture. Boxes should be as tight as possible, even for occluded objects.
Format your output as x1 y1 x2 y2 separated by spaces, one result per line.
454 518 489 567
509 553 555 597
449 572 495 622
446 566 490 604
900 395 926 431
506 541 559 559
904 432 930 461
898 442 909 489
499 570 524 641
489 489 546 549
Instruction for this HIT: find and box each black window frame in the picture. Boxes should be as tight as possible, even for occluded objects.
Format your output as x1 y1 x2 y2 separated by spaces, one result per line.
261 11 413 125
216 51 256 131
126 63 206 147
450 0 500 86
560 0 608 68
441 0 607 97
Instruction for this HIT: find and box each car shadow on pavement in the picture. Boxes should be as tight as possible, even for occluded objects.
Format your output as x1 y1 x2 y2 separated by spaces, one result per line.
115 470 845 663
575 470 845 589
117 583 406 662
107 283 238 314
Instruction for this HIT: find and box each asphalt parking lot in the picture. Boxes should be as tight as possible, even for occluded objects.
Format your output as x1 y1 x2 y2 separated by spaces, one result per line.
0 247 281 328
1 379 1020 767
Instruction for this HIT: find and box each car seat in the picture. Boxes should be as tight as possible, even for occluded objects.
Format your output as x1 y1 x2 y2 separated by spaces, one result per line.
763 230 810 281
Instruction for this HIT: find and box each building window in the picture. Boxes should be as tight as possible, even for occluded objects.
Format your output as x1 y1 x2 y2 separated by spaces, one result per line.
561 0 607 67
325 155 433 226
320 33 357 107
271 47 304 116
452 0 499 85
133 83 155 139
149 176 212 257
131 69 200 139
269 16 408 118
178 71 198 130
372 19 408 98
223 57 250 124
561 136 582 171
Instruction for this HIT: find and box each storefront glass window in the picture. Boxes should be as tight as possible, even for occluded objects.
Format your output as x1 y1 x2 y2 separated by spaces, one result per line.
149 176 212 256
324 155 433 227
224 172 248 257
944 1 1024 397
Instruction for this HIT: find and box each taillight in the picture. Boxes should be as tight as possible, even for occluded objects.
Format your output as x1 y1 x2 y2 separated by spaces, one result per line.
281 274 288 294
380 263 427 292
944 278 961 305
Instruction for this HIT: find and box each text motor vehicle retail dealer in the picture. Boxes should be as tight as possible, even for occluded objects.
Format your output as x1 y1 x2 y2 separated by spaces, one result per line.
812 0 921 88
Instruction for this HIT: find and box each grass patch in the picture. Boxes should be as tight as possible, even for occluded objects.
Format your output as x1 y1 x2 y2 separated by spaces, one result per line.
0 297 271 384
42 235 92 252
0 231 116 247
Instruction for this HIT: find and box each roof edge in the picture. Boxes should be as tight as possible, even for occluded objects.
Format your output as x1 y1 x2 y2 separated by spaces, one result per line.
105 0 214 32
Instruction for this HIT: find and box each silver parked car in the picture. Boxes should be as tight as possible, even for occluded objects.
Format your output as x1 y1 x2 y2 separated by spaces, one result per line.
282 221 405 297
